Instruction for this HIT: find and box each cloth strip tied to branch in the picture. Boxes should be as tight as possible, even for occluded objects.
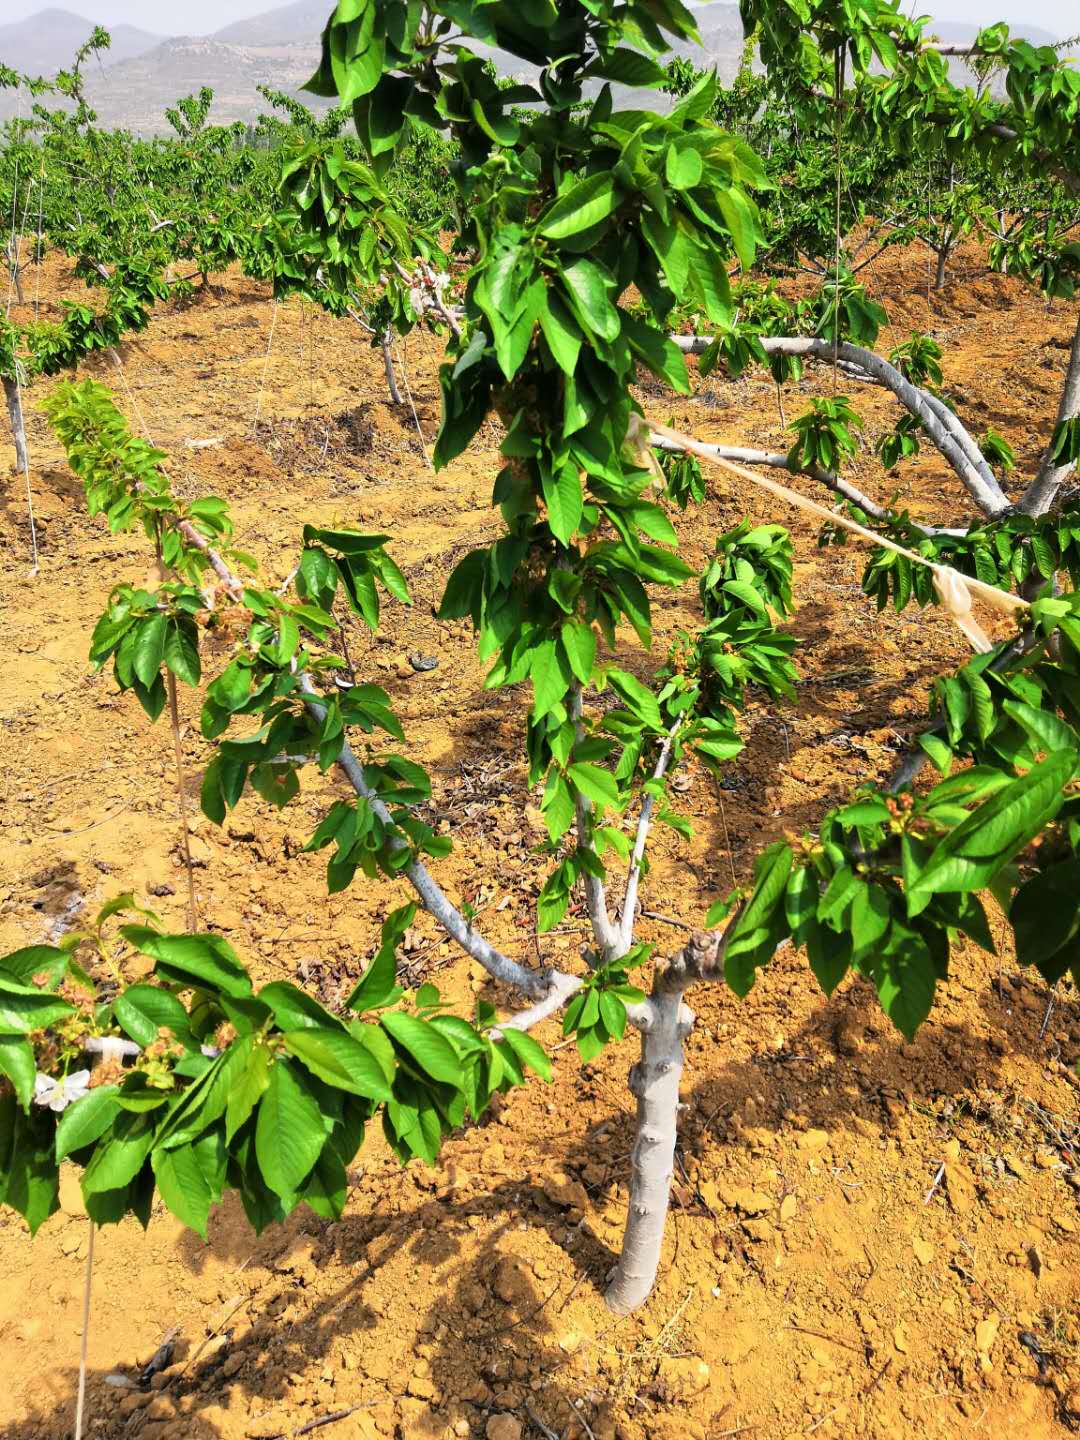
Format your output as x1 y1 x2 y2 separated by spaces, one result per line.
642 419 1030 654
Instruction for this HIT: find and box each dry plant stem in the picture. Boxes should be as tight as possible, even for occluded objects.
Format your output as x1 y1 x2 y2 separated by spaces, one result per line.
252 301 278 431
166 671 199 932
651 432 894 521
393 337 435 472
570 682 620 959
605 925 741 1314
650 421 1028 622
618 721 681 953
74 1220 96 1440
1021 308 1080 516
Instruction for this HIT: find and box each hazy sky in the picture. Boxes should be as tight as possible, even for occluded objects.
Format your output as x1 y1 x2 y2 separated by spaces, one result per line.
4 0 1074 39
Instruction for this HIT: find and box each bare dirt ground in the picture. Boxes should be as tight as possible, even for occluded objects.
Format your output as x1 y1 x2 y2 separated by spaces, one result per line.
1 240 1079 1440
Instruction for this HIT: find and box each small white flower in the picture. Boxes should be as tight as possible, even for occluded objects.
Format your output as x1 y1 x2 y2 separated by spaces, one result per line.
33 1070 91 1112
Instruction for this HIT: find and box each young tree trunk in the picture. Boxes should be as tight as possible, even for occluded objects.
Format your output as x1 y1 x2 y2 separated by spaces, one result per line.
3 375 29 476
381 328 403 405
5 242 24 305
934 242 949 291
604 986 692 1315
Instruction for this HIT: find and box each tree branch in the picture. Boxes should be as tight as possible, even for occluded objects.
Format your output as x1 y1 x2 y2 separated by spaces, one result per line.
672 333 1010 518
168 514 550 998
618 721 680 952
488 970 583 1039
650 432 965 536
1020 308 1080 517
569 683 621 960
300 681 550 998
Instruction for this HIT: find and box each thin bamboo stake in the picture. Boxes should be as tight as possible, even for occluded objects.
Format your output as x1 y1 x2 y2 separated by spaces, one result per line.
253 301 279 430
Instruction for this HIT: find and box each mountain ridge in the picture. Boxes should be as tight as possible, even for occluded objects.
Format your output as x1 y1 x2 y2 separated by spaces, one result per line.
0 3 1066 135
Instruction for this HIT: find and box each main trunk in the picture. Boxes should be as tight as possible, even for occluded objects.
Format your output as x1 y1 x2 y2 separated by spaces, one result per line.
934 244 949 291
381 329 403 404
3 375 29 477
604 986 691 1315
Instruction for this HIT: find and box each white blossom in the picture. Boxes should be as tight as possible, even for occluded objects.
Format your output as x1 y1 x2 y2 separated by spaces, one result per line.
33 1070 91 1112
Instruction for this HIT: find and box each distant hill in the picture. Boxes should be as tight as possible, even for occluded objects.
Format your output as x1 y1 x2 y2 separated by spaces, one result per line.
0 3 1066 135
0 7 163 76
212 1 330 46
72 35 323 133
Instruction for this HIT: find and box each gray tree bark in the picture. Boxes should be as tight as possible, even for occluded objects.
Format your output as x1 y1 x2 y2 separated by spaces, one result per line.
381 328 403 405
671 333 1011 517
604 929 738 1314
3 374 29 477
604 985 692 1315
1020 310 1080 517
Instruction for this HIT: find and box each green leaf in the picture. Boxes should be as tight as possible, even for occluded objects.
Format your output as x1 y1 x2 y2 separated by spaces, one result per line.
567 762 620 811
255 1060 326 1198
560 258 619 342
666 144 703 190
81 1112 155 1197
380 1011 463 1086
0 1036 35 1111
538 173 620 240
725 844 793 995
598 990 627 1040
0 945 70 988
1002 699 1075 755
226 1043 272 1142
259 982 342 1033
539 294 582 375
500 1028 552 1081
0 976 75 1034
784 865 819 949
152 1143 213 1237
347 947 400 1012
907 750 1074 910
132 613 167 688
1011 861 1080 970
284 1028 393 1100
530 638 571 720
873 931 936 1041
1 1100 58 1235
607 669 662 730
164 618 200 686
55 1087 121 1161
157 1037 254 1149
114 985 194 1049
805 923 850 997
300 1143 348 1219
542 464 583 542
918 732 953 776
121 928 253 998
560 622 596 685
